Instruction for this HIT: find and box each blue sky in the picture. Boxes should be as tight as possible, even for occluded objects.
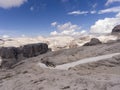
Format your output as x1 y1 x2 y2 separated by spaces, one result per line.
0 0 120 37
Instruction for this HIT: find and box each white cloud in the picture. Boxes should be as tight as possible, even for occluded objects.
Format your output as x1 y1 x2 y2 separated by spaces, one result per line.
90 10 96 14
105 0 120 6
51 22 58 27
57 22 80 31
50 31 58 36
68 10 97 15
68 10 88 15
0 0 27 9
50 22 86 36
99 6 120 14
90 13 120 34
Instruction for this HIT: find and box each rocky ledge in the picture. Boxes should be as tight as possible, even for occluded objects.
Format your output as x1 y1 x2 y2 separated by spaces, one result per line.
0 43 49 68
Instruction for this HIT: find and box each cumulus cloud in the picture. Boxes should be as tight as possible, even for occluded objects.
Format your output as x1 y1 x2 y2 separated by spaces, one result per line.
0 0 27 9
68 10 88 15
50 22 86 36
90 13 120 34
99 6 120 14
50 31 58 36
105 0 120 6
57 22 80 31
91 3 120 34
51 22 58 27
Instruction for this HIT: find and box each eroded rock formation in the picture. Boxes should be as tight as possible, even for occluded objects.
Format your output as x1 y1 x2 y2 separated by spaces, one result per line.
0 43 48 68
22 43 48 58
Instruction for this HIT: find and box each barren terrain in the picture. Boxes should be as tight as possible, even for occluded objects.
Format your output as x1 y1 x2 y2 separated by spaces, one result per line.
0 40 120 90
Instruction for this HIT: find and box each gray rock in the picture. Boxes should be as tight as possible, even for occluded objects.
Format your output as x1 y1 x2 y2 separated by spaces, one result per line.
0 47 19 59
112 25 120 35
0 47 20 68
0 43 48 68
83 38 102 46
21 43 48 58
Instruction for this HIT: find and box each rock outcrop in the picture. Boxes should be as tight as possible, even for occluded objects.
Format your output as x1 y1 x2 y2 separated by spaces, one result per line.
22 43 48 58
83 38 102 46
0 43 48 68
112 25 120 35
0 47 20 59
0 47 20 68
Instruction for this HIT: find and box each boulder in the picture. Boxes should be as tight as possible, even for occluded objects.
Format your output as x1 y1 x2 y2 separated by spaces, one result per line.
0 47 20 68
0 47 20 59
112 25 120 35
21 43 48 58
83 38 102 46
